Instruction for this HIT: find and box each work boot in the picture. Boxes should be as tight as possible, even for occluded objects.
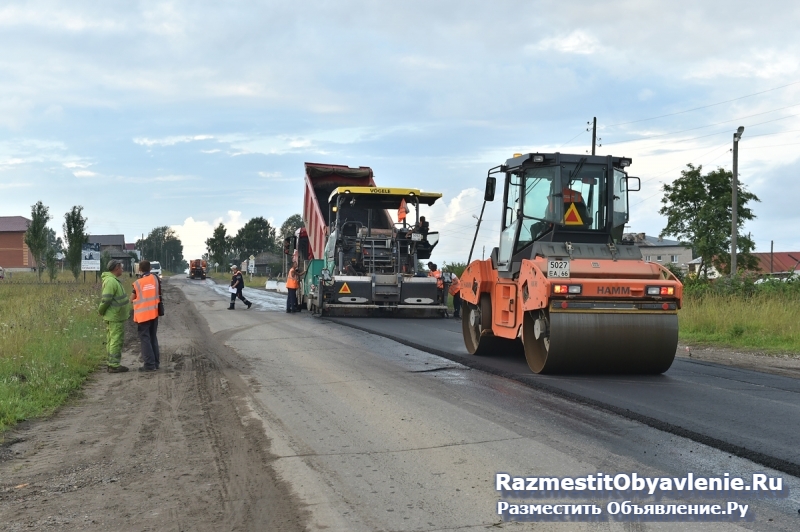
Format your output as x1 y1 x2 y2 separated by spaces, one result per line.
108 365 129 373
246 301 252 309
227 303 235 310
138 366 157 372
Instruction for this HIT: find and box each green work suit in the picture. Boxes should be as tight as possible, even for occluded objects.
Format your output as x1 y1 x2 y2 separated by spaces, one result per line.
98 271 131 367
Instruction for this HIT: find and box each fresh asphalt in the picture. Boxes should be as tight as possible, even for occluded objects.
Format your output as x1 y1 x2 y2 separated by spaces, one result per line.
327 316 800 478
190 276 800 478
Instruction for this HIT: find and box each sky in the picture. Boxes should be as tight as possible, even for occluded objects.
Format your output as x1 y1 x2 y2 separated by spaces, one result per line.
1 0 799 264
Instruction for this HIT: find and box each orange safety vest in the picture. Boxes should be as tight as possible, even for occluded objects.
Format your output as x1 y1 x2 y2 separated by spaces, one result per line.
429 269 443 289
448 274 460 296
286 268 300 290
132 274 160 323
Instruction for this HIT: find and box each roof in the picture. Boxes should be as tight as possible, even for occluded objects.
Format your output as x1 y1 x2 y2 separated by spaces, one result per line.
125 243 136 251
751 252 800 273
0 216 31 232
622 233 684 247
328 186 442 207
87 234 125 247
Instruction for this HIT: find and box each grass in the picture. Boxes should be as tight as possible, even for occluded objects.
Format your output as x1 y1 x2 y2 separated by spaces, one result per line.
205 271 271 289
680 291 800 353
0 271 130 435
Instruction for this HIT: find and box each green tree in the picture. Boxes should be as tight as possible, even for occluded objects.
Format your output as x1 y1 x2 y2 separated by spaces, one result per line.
44 228 63 282
63 206 88 280
279 214 304 239
205 223 230 268
442 261 467 277
659 164 759 277
136 226 184 270
24 201 52 282
232 217 277 260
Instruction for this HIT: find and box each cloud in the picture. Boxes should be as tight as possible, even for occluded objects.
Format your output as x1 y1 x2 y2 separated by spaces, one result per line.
171 210 245 259
133 134 215 147
526 31 601 55
72 170 97 178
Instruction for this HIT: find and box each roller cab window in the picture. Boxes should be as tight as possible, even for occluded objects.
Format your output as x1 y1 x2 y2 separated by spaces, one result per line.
521 162 607 238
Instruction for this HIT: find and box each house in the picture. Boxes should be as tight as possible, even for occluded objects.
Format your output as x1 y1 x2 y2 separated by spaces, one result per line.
750 252 800 276
0 216 36 271
686 257 721 279
621 233 693 270
87 234 134 271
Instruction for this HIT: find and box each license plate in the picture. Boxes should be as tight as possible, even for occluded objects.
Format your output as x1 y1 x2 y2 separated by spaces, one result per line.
411 233 423 241
547 259 570 278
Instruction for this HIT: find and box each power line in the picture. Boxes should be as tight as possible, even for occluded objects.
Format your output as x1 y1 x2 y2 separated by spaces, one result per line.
605 80 800 128
605 110 799 146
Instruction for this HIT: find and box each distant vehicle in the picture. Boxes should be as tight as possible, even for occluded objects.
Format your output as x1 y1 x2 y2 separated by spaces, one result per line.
189 259 207 280
150 261 162 278
754 272 800 284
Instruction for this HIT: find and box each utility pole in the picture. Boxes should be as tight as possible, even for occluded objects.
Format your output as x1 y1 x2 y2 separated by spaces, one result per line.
731 126 744 276
586 117 601 155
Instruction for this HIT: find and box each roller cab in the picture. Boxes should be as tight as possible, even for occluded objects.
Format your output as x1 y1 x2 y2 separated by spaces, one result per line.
460 153 683 374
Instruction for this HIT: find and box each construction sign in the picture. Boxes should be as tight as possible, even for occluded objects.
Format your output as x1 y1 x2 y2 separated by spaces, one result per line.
339 283 352 294
564 203 584 226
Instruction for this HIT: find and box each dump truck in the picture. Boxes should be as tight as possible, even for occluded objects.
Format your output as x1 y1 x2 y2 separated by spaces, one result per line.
460 152 683 374
189 259 207 280
288 162 447 317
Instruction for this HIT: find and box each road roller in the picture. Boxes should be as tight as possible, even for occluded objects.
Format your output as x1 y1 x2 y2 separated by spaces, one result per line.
459 152 683 374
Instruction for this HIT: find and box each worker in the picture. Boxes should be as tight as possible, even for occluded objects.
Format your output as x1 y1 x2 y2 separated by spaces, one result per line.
98 259 131 373
448 271 461 319
130 260 161 371
228 265 252 310
406 216 429 240
286 263 300 313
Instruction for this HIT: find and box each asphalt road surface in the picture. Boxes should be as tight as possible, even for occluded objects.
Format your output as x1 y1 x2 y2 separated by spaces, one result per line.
177 278 800 529
329 317 800 478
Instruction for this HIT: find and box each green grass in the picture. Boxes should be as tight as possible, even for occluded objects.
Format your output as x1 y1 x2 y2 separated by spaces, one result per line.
205 271 271 289
680 291 800 353
0 273 120 434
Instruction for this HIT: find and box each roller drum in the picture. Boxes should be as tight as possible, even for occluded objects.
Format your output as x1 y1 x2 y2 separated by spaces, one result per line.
524 311 678 374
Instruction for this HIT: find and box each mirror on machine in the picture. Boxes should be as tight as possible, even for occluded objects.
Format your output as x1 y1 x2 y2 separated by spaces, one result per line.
484 176 496 201
627 176 641 191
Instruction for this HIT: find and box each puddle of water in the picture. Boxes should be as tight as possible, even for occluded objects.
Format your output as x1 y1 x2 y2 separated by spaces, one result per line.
201 279 286 311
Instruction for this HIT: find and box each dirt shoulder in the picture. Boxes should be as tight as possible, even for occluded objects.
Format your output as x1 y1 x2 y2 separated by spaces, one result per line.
0 279 307 532
677 342 800 378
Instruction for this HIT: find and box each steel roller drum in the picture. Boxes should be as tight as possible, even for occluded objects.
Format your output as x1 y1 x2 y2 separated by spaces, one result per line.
523 311 678 374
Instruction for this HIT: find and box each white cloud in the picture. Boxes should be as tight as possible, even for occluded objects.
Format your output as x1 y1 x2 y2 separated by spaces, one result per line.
171 210 245 259
73 170 97 178
133 134 215 147
527 31 601 55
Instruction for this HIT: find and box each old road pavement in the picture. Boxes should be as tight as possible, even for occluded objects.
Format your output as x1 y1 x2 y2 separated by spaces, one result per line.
175 277 800 529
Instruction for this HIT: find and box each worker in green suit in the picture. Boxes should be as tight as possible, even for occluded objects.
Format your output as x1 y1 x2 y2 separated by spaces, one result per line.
98 259 131 373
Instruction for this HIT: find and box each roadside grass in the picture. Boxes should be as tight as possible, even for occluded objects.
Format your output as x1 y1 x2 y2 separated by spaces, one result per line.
205 271 270 289
0 274 131 435
680 285 800 354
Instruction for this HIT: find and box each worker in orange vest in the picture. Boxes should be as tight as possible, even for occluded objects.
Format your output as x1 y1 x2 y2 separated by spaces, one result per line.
448 271 461 319
130 260 161 371
286 264 300 313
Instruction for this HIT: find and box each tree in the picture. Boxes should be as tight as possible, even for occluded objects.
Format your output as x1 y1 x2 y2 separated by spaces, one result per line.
24 201 52 281
205 223 230 268
44 228 63 282
279 214 304 239
232 217 277 260
136 226 184 270
659 164 759 277
63 206 88 280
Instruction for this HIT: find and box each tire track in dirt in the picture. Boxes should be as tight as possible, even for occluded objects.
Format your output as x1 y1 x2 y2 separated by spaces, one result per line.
0 278 308 531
